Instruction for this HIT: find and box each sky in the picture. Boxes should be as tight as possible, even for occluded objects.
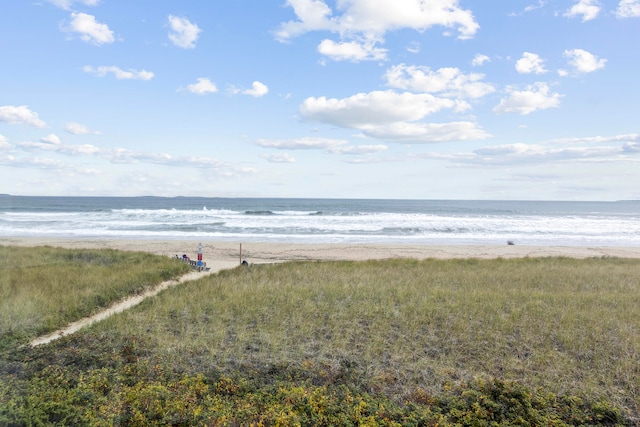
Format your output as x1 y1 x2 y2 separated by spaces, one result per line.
1 0 639 200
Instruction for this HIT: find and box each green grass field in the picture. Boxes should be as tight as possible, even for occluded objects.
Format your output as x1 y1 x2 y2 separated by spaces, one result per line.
0 245 191 350
1 247 638 425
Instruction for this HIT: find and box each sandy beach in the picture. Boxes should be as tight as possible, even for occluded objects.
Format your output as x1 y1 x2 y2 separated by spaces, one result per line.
3 237 640 271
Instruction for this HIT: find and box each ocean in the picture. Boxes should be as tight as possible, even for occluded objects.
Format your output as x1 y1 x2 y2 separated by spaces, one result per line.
1 196 639 246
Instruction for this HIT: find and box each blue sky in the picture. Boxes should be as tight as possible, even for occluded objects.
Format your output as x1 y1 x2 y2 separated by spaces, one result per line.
1 0 639 200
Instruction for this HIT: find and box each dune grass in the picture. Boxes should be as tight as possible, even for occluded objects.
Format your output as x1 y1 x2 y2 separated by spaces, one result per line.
1 250 639 425
0 245 191 349
91 256 640 418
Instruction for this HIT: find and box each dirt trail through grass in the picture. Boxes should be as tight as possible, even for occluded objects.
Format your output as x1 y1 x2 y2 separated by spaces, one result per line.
30 267 222 347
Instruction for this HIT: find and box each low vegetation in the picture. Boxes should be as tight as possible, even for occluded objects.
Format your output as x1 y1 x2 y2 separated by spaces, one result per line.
0 245 191 350
1 247 639 425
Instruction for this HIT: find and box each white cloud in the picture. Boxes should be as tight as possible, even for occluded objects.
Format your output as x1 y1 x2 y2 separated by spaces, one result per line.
564 0 601 21
47 0 99 10
65 122 99 135
83 65 154 80
0 155 68 169
300 90 458 128
622 142 640 152
156 155 257 174
617 0 640 17
261 153 297 163
256 137 348 150
344 157 386 164
384 64 495 99
471 54 490 67
493 83 562 115
508 1 547 16
466 141 627 165
0 135 10 150
428 134 640 169
64 12 114 45
299 90 489 143
13 140 254 176
256 137 388 155
406 41 420 54
329 144 388 154
275 0 336 40
564 49 607 73
168 15 202 49
18 141 101 155
187 78 218 94
524 1 547 13
242 81 269 97
276 0 479 44
0 105 47 128
474 143 546 157
551 133 640 144
317 38 387 62
41 134 61 145
361 121 490 143
515 52 547 74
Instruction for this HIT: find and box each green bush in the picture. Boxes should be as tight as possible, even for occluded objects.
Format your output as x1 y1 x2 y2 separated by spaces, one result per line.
1 353 630 426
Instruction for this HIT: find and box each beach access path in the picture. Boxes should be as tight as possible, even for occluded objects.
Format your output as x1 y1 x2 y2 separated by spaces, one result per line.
29 262 236 347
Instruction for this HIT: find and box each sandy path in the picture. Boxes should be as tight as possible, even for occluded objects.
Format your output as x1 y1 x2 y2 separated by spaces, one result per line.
29 265 234 347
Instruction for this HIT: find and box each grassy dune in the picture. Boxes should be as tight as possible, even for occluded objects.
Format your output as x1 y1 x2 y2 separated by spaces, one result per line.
1 248 639 425
0 245 191 349
99 258 640 408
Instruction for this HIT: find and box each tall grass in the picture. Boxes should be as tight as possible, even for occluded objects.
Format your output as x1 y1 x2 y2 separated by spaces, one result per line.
0 245 191 348
93 257 640 416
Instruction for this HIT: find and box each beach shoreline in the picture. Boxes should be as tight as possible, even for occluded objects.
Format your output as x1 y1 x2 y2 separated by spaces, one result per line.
3 237 640 270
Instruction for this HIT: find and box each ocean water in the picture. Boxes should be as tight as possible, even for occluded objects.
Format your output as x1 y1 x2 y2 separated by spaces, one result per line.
1 196 639 246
